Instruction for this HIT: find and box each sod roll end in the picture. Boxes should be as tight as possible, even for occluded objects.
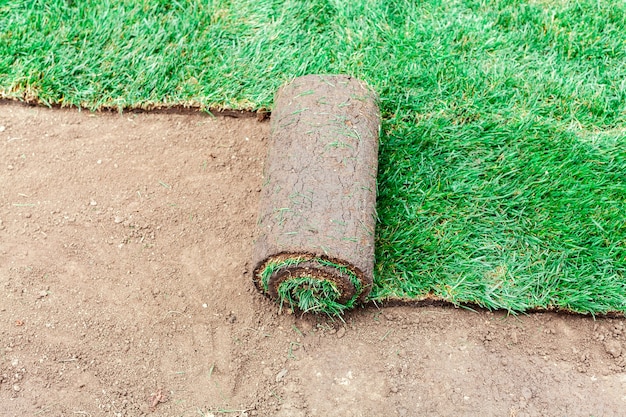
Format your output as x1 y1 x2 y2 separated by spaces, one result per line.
253 75 380 315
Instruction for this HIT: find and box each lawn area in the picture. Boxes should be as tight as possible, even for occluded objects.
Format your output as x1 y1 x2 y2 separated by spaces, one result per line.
2 0 625 314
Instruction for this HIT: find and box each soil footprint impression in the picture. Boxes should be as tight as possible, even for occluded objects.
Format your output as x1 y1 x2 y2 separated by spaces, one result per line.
252 74 381 314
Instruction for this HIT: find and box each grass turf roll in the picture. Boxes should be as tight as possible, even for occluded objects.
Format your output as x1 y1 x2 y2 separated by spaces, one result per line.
253 74 380 315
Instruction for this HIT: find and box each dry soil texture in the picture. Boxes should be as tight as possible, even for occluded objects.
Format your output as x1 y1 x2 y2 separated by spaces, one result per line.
1 102 626 417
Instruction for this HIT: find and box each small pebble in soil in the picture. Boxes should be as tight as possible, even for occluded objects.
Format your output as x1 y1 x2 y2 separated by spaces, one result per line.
336 327 346 339
275 368 288 382
604 340 622 358
298 320 313 334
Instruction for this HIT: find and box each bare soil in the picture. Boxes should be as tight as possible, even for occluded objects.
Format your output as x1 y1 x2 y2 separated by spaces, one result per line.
1 102 625 417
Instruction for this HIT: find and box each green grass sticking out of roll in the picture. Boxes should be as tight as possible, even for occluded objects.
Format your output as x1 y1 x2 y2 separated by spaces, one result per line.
259 257 363 315
277 277 349 315
260 257 306 293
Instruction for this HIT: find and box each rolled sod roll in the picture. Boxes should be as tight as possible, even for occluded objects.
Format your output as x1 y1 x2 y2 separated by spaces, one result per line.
253 74 380 314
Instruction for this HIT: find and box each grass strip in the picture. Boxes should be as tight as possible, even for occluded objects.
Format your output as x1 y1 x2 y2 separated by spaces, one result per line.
2 0 625 314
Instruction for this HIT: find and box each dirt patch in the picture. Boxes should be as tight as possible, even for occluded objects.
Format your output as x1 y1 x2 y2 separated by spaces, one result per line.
1 102 625 416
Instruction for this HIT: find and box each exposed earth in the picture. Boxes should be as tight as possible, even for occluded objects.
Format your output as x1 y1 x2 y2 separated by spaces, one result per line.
1 101 625 417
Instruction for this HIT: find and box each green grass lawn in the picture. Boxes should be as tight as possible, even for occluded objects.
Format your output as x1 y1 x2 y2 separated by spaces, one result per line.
2 0 625 314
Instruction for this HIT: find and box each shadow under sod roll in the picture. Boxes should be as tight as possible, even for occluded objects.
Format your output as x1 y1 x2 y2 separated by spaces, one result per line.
252 74 381 315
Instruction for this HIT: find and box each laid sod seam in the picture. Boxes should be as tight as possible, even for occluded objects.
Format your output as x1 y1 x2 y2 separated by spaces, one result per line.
2 0 625 314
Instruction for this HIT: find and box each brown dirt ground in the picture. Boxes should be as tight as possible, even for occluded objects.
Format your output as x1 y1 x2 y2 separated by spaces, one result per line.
1 101 625 417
